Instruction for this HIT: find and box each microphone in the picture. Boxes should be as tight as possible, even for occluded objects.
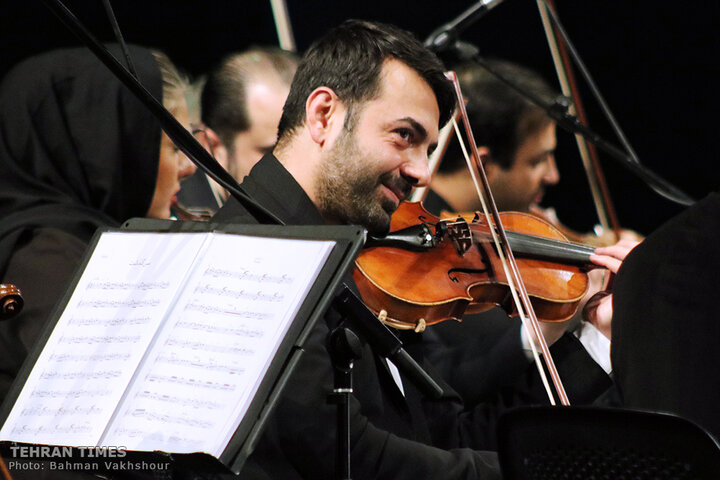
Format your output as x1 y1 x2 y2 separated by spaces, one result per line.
424 0 507 53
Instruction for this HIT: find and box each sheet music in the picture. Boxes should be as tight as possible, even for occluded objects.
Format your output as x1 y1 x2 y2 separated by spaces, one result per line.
101 233 333 457
0 232 209 446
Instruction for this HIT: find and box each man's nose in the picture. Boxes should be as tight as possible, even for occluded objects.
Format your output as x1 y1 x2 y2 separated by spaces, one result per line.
543 155 560 185
399 152 432 188
178 153 197 180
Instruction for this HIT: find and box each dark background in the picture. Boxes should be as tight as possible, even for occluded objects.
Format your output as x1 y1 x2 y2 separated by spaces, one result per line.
2 0 718 236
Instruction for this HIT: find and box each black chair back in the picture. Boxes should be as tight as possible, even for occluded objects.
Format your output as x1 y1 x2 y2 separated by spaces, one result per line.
497 406 720 479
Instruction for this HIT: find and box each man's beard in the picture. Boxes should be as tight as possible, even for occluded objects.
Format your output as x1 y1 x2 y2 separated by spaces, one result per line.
315 127 412 236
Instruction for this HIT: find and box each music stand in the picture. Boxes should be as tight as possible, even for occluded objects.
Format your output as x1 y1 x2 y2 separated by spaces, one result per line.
0 219 365 477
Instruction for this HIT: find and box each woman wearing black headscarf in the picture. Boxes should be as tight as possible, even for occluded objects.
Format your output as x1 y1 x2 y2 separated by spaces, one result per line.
0 45 195 401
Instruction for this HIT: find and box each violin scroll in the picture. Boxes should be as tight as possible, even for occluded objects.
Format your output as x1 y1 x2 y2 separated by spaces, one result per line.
0 284 23 321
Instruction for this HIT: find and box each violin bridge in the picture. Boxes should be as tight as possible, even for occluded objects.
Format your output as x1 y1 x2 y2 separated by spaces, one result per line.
448 218 472 256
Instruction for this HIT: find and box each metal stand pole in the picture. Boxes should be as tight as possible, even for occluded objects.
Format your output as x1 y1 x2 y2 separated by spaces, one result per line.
327 327 362 480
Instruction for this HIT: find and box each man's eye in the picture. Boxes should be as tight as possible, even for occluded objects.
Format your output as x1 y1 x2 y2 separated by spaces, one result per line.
532 154 550 167
395 128 413 142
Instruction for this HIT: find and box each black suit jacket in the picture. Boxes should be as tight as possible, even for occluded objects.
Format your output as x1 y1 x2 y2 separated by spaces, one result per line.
613 190 720 439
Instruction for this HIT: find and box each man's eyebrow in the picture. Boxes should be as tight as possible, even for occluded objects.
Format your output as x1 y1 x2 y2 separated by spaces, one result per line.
396 117 437 153
398 117 428 142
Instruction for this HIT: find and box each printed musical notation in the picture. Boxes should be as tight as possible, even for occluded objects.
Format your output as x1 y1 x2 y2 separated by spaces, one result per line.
76 299 161 309
48 353 131 363
183 302 272 320
175 320 263 338
203 267 293 285
145 374 235 392
58 335 141 345
0 232 207 447
1 230 334 459
39 370 122 381
193 284 285 302
9 423 94 437
86 280 170 290
67 316 151 327
162 340 255 358
29 388 113 399
136 390 224 410
20 405 103 417
129 409 213 429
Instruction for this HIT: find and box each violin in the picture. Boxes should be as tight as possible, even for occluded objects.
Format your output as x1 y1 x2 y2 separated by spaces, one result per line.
0 283 23 321
354 202 597 332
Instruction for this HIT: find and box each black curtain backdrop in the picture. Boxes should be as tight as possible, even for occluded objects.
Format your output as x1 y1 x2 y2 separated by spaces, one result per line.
2 0 718 236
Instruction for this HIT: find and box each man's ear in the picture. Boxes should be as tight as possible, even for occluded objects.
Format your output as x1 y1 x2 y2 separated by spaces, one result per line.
201 127 229 170
305 87 342 146
475 147 498 179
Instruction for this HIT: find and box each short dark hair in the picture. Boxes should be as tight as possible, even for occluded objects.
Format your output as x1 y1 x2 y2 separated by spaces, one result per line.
201 46 298 149
441 59 560 172
276 19 455 142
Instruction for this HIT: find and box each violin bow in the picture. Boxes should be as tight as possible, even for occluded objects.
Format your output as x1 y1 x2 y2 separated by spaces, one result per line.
535 0 621 240
269 0 296 52
447 71 570 406
408 112 459 203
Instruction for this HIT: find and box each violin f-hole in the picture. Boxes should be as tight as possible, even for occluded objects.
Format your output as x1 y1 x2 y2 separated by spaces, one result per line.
448 266 489 283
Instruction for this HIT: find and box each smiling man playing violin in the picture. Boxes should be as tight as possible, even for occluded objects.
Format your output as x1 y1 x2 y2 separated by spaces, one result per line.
214 20 620 480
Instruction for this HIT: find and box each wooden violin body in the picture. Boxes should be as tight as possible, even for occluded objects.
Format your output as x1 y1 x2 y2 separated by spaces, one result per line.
354 202 594 330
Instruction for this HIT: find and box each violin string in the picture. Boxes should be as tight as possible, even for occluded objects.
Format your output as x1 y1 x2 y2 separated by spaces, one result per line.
443 219 596 264
451 117 557 405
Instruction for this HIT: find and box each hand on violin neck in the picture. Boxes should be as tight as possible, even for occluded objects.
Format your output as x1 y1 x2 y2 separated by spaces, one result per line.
590 238 642 274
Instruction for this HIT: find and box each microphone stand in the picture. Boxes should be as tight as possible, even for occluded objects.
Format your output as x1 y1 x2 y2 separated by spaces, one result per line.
468 50 695 207
332 286 443 399
327 326 361 480
327 286 444 480
423 0 694 207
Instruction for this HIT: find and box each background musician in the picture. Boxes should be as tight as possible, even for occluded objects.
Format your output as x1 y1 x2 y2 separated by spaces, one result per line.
423 59 620 404
428 59 560 217
178 46 299 212
0 46 195 404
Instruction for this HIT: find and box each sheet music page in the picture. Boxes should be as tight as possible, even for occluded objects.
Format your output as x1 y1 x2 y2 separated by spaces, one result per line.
0 232 209 446
103 233 334 457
